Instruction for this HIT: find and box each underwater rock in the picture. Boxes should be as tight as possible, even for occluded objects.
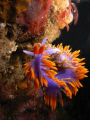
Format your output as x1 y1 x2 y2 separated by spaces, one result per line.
16 0 75 43
0 35 18 71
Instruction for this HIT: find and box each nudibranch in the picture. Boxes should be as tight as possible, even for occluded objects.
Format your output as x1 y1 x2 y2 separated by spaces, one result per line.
23 38 88 110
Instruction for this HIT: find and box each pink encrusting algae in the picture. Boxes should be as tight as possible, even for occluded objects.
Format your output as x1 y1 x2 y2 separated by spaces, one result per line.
23 38 88 110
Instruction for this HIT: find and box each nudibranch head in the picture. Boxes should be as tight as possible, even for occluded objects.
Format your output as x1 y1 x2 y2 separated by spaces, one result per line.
23 41 57 90
43 43 88 110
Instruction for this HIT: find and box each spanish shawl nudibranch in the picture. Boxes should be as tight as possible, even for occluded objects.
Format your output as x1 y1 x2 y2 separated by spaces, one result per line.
23 38 88 110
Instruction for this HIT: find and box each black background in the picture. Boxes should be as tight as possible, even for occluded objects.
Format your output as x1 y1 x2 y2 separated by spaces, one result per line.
53 1 90 120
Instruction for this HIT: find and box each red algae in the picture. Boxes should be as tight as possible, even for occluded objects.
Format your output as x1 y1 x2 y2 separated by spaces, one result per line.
17 0 53 36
